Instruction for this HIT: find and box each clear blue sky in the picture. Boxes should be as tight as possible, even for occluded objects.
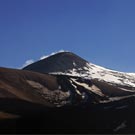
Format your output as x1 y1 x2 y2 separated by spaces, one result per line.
0 0 135 72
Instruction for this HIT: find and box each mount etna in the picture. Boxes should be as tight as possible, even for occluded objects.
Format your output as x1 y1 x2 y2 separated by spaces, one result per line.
0 51 135 133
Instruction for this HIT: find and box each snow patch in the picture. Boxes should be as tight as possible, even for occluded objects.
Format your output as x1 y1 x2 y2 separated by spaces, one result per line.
73 61 77 67
60 62 135 88
70 78 104 97
40 50 69 60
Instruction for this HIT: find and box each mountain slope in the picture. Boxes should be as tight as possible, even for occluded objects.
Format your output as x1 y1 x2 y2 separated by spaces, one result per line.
1 67 135 133
0 52 135 133
23 51 135 91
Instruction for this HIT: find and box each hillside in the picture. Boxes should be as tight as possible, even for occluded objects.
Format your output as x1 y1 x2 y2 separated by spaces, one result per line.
0 52 135 133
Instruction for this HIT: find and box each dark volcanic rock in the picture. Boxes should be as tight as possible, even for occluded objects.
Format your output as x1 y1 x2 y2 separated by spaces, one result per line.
23 52 88 74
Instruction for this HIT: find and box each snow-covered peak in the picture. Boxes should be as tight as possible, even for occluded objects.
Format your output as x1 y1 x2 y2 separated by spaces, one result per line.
23 51 135 88
50 62 135 88
127 73 135 76
86 63 135 86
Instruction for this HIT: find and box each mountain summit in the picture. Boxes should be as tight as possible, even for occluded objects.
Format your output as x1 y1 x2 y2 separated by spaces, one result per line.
23 51 88 73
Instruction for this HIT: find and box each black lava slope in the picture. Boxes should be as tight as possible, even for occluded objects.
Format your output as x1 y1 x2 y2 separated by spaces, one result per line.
23 52 88 74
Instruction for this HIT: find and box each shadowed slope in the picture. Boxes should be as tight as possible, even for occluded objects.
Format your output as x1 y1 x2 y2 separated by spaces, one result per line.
23 52 88 74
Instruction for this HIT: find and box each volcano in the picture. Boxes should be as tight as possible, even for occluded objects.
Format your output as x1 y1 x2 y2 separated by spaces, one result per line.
23 52 88 73
0 51 135 134
23 51 135 98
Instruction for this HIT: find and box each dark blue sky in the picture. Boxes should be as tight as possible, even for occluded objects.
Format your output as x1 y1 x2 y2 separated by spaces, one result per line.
0 0 135 72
